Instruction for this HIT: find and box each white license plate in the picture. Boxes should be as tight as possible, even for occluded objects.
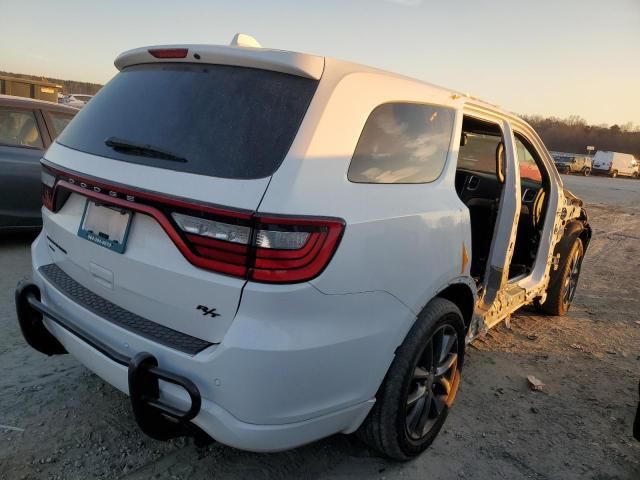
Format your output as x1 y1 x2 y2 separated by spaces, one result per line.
78 200 133 253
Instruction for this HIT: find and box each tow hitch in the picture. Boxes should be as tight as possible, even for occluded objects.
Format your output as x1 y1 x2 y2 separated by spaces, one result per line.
15 281 204 442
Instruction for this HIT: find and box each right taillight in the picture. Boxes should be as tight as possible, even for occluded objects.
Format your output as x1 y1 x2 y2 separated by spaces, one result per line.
171 211 344 283
250 216 344 283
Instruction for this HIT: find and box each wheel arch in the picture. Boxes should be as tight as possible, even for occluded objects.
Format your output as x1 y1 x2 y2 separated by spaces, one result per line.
434 281 476 330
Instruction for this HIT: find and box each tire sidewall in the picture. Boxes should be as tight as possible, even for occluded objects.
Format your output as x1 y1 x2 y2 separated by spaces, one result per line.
560 240 584 313
377 298 465 459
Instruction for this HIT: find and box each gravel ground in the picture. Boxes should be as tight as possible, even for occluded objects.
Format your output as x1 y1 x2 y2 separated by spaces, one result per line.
1 175 639 479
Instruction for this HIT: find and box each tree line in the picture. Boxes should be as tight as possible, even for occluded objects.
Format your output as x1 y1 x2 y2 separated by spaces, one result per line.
523 114 640 158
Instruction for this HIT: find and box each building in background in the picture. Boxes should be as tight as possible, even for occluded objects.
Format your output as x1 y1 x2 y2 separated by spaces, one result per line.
0 75 62 103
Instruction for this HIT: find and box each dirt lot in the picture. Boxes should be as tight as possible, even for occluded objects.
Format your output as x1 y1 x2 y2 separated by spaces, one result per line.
1 175 639 480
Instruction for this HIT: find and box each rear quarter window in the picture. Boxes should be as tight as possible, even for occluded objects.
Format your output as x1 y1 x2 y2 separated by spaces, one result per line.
347 103 455 184
0 108 43 149
56 63 318 179
44 110 76 138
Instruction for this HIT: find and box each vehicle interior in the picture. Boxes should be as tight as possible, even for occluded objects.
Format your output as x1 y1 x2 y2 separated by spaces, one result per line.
509 132 549 279
455 116 549 283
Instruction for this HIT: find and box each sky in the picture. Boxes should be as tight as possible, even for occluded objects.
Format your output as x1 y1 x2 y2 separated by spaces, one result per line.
1 0 638 125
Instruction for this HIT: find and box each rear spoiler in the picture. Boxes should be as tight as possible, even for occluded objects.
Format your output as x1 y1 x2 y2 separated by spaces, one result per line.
114 43 324 80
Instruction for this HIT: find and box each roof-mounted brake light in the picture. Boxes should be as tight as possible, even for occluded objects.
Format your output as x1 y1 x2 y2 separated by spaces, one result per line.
148 48 188 59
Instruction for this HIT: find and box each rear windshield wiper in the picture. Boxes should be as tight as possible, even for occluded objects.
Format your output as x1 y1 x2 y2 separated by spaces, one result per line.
105 137 187 163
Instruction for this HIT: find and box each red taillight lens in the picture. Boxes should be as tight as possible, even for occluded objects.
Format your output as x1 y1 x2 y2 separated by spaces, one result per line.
148 48 188 59
41 168 56 210
42 163 344 284
173 212 344 283
250 217 344 283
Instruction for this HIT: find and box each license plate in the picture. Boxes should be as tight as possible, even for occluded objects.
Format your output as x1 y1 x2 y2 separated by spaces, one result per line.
78 200 133 253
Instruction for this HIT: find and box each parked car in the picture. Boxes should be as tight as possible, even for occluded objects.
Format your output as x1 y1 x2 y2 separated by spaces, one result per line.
15 35 591 461
592 150 639 178
60 94 93 108
552 153 592 176
0 95 78 231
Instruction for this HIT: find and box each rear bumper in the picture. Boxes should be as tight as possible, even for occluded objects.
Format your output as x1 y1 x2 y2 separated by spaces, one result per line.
15 276 376 451
16 282 202 440
16 231 415 451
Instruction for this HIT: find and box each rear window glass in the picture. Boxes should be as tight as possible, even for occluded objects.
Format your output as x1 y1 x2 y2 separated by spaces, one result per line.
56 63 318 179
347 103 455 184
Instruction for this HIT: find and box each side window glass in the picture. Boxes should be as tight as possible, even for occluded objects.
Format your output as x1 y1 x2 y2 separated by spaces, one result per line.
45 111 75 138
347 103 455 184
457 132 502 175
0 108 43 149
515 136 542 183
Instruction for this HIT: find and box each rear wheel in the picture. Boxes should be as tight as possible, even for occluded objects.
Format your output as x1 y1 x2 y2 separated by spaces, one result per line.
583 167 591 176
537 239 584 316
611 170 618 178
357 298 465 460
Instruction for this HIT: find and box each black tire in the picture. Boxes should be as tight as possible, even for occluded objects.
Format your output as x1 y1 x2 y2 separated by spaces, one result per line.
583 168 591 176
537 239 584 316
357 298 465 461
611 170 618 178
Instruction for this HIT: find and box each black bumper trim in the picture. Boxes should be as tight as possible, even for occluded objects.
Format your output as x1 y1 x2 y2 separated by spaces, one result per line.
15 282 202 440
38 263 213 355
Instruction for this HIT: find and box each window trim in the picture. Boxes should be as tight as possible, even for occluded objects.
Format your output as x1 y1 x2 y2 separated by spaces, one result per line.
347 101 457 185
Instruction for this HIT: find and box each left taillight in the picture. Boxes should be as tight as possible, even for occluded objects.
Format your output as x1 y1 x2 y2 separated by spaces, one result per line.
41 167 56 210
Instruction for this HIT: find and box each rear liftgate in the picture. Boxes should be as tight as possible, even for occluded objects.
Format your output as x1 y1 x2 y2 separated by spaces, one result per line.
15 282 205 442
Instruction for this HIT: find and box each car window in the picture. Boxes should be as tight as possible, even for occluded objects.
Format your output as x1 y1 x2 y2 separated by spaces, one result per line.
515 136 542 183
347 103 455 184
457 132 502 175
0 108 43 149
44 111 75 138
57 63 318 179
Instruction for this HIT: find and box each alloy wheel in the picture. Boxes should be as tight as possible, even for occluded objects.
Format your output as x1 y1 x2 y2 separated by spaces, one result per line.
404 324 459 441
563 248 582 306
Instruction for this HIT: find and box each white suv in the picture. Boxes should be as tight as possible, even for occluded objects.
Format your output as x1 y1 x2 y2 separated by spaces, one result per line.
60 94 93 108
16 35 591 460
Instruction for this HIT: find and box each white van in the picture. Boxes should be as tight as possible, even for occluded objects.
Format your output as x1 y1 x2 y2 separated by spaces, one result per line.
592 150 639 178
16 35 591 460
